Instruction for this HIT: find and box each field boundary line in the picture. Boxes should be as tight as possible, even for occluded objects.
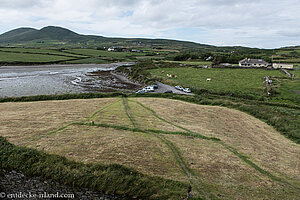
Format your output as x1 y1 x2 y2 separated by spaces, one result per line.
122 97 137 128
151 132 212 199
88 98 121 120
0 49 84 59
125 99 213 199
129 99 300 191
31 99 120 141
129 99 192 132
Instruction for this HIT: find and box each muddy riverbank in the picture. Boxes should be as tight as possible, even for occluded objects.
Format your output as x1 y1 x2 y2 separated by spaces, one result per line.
0 63 141 98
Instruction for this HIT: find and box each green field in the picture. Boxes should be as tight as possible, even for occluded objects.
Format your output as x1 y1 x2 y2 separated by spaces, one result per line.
63 49 146 58
163 60 212 66
150 67 285 97
0 47 86 58
270 78 300 104
0 47 149 64
292 67 300 78
0 47 155 64
0 51 74 63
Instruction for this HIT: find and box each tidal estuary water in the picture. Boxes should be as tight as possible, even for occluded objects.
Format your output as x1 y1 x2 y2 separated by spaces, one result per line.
0 63 139 98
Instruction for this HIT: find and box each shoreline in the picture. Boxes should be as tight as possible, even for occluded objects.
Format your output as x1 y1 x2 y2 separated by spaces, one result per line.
0 62 135 69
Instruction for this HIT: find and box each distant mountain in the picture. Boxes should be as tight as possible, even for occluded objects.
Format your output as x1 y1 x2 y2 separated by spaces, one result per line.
0 26 88 43
0 26 213 49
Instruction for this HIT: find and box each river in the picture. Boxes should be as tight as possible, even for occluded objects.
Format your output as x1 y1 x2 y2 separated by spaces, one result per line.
0 63 140 98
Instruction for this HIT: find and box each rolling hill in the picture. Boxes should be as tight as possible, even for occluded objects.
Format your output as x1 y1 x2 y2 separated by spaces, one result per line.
0 26 214 49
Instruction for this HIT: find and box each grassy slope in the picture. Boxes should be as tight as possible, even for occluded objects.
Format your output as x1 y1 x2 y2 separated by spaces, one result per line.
0 137 187 200
1 95 300 199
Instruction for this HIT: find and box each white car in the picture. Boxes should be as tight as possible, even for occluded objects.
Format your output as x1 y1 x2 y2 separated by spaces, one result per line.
183 88 191 93
145 86 154 92
175 85 183 90
136 89 147 94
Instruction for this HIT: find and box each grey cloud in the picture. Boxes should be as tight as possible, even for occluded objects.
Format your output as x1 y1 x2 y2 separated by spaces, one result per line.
0 0 44 8
0 0 300 48
277 30 300 37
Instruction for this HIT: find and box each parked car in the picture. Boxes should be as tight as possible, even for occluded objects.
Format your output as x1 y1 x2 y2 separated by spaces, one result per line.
145 86 154 92
152 84 158 89
164 90 173 93
183 88 191 93
175 85 183 90
136 89 147 94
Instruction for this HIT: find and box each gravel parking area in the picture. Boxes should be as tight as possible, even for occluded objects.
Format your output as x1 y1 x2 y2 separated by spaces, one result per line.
151 81 194 95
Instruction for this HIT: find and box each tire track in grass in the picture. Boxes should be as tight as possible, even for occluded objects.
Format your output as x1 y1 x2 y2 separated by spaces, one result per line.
31 98 121 141
129 99 207 136
86 98 121 121
125 99 210 199
122 97 137 128
76 120 300 193
153 133 210 199
129 98 300 192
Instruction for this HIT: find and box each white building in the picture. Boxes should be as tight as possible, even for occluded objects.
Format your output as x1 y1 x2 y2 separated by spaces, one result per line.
239 58 269 67
272 63 294 69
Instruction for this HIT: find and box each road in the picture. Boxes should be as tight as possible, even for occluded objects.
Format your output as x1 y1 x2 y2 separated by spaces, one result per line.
153 81 194 95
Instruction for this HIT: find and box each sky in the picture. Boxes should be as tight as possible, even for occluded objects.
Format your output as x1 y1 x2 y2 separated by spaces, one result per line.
0 0 300 49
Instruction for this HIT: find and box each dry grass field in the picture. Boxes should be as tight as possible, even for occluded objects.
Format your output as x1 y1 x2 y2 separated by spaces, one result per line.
1 97 299 199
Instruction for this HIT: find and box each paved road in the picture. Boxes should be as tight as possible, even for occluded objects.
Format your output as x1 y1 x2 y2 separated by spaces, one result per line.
153 81 194 95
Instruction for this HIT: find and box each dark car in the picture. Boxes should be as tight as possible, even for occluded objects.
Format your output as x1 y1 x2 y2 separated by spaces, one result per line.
152 84 158 89
164 90 173 93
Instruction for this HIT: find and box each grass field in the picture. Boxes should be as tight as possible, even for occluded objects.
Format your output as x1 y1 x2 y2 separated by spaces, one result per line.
150 67 286 98
0 47 86 58
0 47 147 64
63 49 146 62
163 60 213 66
1 97 299 199
0 51 75 63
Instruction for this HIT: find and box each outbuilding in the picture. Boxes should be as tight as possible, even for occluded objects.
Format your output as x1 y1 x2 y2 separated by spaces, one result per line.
272 63 294 69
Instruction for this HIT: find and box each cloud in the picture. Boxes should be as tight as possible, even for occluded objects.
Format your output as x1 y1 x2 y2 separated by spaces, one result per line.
0 0 300 48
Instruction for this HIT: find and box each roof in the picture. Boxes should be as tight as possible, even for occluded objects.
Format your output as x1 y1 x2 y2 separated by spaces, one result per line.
239 58 269 65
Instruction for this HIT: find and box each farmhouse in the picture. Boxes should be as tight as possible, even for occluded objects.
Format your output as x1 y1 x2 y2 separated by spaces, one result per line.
272 63 294 69
239 58 269 67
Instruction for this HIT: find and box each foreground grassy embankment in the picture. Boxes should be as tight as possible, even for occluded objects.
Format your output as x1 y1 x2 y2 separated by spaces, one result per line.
0 136 187 199
1 94 300 199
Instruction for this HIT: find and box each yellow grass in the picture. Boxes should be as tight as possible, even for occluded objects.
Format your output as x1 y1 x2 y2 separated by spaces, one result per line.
0 98 116 145
26 125 186 182
165 134 298 199
1 97 300 199
135 98 300 186
127 100 184 131
92 99 134 127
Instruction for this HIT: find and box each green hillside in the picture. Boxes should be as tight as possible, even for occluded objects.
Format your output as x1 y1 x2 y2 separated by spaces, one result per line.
0 26 213 49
